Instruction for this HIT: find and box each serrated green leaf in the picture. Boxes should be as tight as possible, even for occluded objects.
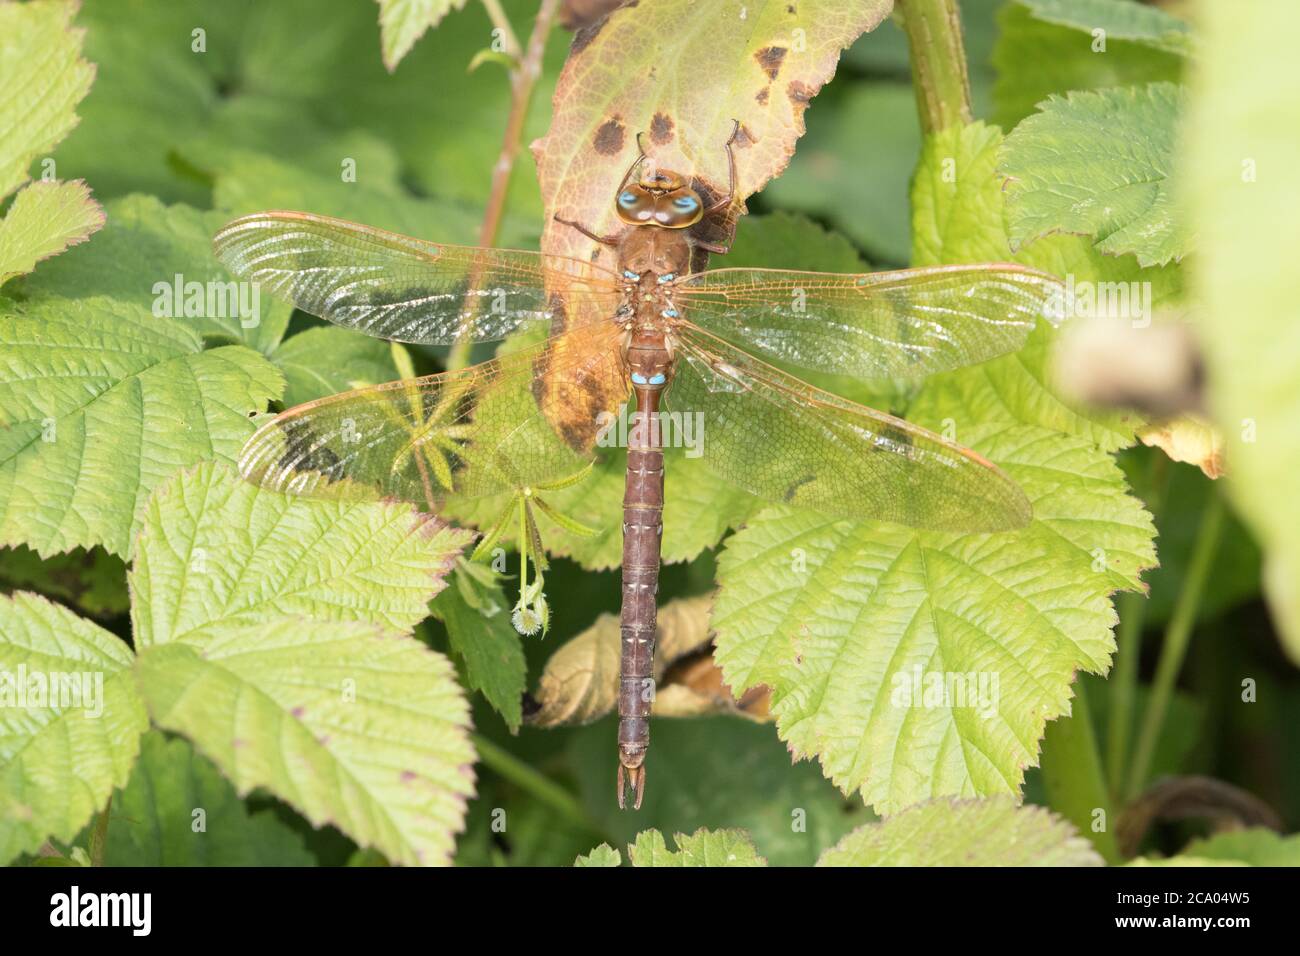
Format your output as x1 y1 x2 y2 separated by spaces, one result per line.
374 0 468 72
913 120 1183 451
0 591 148 865
1013 0 1193 56
574 843 621 867
0 180 104 286
430 573 525 731
627 828 766 867
991 3 1185 130
271 325 400 406
0 0 95 201
129 461 473 646
135 617 475 866
103 731 315 866
1186 1 1300 660
712 421 1155 814
1178 829 1300 867
817 797 1103 866
0 297 282 558
21 195 292 351
999 83 1190 267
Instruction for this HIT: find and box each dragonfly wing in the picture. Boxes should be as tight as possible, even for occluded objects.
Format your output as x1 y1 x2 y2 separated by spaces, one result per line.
675 263 1064 380
666 324 1031 532
238 322 630 508
213 211 622 345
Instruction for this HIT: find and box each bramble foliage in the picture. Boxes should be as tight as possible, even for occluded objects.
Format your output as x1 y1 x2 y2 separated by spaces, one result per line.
0 0 1293 868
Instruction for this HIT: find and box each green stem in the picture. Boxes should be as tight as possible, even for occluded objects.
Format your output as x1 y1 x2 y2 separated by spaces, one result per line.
88 796 111 867
1038 682 1122 864
1125 491 1225 799
471 734 595 831
1106 453 1170 796
896 0 973 134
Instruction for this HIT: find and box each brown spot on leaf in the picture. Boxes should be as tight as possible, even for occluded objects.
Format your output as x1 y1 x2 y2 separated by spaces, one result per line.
733 123 756 148
755 45 787 81
649 112 674 145
755 86 770 106
787 80 814 105
593 117 625 155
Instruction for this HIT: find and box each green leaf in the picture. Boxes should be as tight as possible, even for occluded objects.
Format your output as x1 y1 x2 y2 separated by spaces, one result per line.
763 83 919 265
627 828 767 867
20 195 292 351
535 0 893 266
0 591 148 865
1178 829 1300 867
1186 1 1300 659
1012 0 1193 56
430 572 525 732
817 798 1104 866
271 325 400 406
129 461 473 646
991 2 1185 130
135 617 475 866
0 0 95 200
103 731 315 866
574 843 621 867
373 0 468 72
712 422 1155 814
0 297 282 558
0 180 104 286
999 83 1189 267
913 120 1182 451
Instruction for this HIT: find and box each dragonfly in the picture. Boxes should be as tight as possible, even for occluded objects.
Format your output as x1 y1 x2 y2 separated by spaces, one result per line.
213 126 1063 810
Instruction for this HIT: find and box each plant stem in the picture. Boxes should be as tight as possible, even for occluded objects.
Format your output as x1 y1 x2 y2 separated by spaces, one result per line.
1038 682 1122 864
88 796 111 867
448 0 561 372
1106 453 1170 797
1125 491 1225 799
479 0 523 59
896 0 973 134
471 733 594 830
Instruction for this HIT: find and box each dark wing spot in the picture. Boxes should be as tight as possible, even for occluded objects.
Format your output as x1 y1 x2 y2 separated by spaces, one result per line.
755 46 787 81
593 118 625 155
649 112 674 145
755 86 770 105
782 474 817 502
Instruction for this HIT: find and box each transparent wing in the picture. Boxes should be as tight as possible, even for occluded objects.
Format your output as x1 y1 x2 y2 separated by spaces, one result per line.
674 263 1064 380
238 323 630 508
213 210 623 345
666 324 1031 532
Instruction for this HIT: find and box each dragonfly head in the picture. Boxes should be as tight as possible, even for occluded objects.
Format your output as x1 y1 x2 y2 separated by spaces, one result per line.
615 169 705 229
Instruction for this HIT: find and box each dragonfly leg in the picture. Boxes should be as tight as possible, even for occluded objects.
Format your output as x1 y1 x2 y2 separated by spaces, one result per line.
703 119 741 216
553 214 621 247
617 760 646 811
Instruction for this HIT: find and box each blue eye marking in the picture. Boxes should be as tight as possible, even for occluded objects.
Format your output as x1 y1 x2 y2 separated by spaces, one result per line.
623 270 639 280
619 191 638 207
673 195 698 211
648 372 667 385
661 308 678 318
